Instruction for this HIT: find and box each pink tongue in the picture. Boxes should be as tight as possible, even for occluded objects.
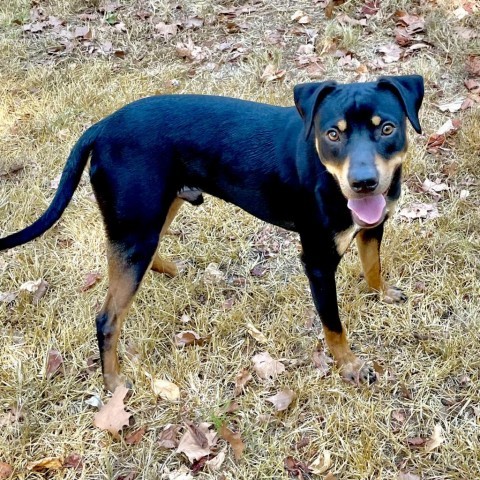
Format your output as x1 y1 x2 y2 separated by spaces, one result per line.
347 195 386 225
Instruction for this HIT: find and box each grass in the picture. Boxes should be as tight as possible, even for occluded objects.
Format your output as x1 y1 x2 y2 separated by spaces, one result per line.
1 0 479 478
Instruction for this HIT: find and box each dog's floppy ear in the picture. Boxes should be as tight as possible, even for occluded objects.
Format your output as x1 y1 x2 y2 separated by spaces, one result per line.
294 81 337 140
378 75 424 134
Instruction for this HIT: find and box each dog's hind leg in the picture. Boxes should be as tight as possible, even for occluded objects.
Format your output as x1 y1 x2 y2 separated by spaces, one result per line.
96 230 161 392
151 198 184 277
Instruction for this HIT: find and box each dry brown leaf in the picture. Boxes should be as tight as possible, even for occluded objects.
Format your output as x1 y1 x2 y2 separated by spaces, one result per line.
64 453 83 470
267 388 296 411
0 292 18 303
152 379 180 401
425 424 444 453
93 385 131 439
158 424 181 449
378 44 402 63
260 64 286 83
155 22 179 39
125 426 146 445
324 473 338 480
422 178 449 198
80 272 101 292
203 262 224 284
162 465 193 480
252 352 286 380
20 278 48 302
174 330 210 347
284 456 311 477
337 14 367 27
219 423 244 460
407 436 427 448
205 448 226 471
46 350 63 378
361 0 380 16
234 368 252 396
74 26 92 40
398 472 421 480
312 349 333 377
176 422 217 463
398 202 439 221
246 322 268 343
438 98 464 113
184 16 204 29
466 55 480 77
176 39 209 63
310 449 332 474
0 463 13 479
291 10 311 24
27 457 63 472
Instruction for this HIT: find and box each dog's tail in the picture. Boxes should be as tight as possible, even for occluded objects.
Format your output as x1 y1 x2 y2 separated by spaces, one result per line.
0 122 102 251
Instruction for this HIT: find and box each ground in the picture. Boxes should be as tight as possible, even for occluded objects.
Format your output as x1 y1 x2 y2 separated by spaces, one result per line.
0 0 479 479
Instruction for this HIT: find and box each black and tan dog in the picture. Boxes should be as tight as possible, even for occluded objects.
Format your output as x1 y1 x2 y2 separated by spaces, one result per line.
0 75 424 391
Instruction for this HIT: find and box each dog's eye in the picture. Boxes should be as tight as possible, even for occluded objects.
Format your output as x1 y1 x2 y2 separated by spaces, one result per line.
326 129 340 142
381 123 395 136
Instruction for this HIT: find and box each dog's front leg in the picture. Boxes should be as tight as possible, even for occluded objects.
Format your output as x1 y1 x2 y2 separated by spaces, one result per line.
302 257 376 384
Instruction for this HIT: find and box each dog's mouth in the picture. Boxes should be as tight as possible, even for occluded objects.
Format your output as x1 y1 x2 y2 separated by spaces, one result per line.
347 194 386 228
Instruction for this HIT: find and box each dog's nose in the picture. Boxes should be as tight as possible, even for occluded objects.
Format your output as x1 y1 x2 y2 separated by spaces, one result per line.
350 177 379 193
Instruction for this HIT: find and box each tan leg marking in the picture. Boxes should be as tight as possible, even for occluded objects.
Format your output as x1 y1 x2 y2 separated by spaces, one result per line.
323 327 376 384
334 225 359 256
100 246 140 392
356 230 406 304
151 198 184 277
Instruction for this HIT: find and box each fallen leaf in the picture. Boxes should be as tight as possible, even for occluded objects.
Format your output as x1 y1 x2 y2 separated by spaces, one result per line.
0 163 25 178
421 178 449 198
155 22 179 39
205 448 226 471
203 262 224 284
260 64 286 83
425 424 444 453
291 10 311 24
361 0 380 16
174 330 210 347
267 388 296 412
438 98 464 113
252 352 285 380
310 449 332 474
117 472 137 480
407 436 427 448
246 322 268 343
284 456 311 478
0 292 18 303
398 472 421 480
158 424 181 449
80 272 101 292
234 368 252 396
74 26 92 40
324 473 338 480
312 348 333 377
398 203 439 221
184 16 204 29
85 394 103 409
295 437 310 450
219 423 244 460
337 14 367 27
64 453 83 470
162 465 193 480
125 426 146 445
378 44 402 63
176 39 209 63
46 350 63 378
20 278 48 302
27 457 63 472
0 463 13 479
152 379 180 401
93 385 132 439
176 422 217 463
466 55 480 76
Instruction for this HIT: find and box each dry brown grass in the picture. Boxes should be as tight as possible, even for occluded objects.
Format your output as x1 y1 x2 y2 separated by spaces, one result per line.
1 0 479 479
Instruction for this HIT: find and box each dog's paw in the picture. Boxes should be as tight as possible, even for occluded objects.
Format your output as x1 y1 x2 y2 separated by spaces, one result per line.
104 374 133 393
340 357 377 385
383 285 407 304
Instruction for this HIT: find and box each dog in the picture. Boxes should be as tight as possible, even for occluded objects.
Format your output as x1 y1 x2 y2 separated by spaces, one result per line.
0 75 424 391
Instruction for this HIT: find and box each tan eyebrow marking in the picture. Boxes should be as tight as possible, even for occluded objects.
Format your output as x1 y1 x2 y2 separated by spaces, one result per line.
371 115 381 126
337 119 347 131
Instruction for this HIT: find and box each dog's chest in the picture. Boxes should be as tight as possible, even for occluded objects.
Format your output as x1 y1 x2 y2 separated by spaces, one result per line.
334 225 360 256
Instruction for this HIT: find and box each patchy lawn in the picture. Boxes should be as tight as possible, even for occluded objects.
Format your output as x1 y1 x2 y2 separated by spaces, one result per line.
0 0 479 479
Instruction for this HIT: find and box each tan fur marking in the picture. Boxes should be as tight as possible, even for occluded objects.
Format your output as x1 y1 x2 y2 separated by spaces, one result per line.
337 119 347 132
334 225 359 256
323 327 356 365
371 115 381 126
151 198 184 277
356 231 384 292
100 247 140 391
374 153 404 195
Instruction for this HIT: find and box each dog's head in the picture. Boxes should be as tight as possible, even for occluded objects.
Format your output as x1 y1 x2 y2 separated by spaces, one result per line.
294 75 424 228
